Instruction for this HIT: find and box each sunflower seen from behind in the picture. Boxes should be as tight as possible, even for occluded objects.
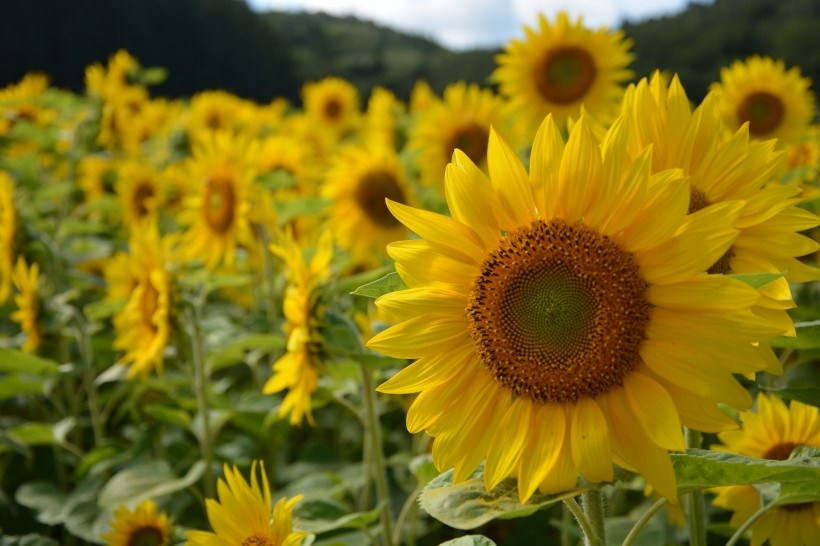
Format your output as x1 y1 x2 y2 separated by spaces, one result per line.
102 499 170 546
186 461 308 546
493 11 633 136
711 55 816 146
711 393 820 546
263 228 333 426
0 171 17 304
620 72 819 340
368 115 785 503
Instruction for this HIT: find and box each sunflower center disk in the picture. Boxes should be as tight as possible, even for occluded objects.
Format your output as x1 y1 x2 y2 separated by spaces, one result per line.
467 219 651 404
204 176 236 233
537 46 597 104
129 526 166 546
133 182 155 217
448 123 489 165
737 91 784 135
354 170 405 228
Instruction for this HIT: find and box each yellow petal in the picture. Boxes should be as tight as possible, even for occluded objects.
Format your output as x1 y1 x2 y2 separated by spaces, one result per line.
623 372 685 451
484 399 532 491
517 403 566 503
557 117 603 221
377 341 474 395
366 315 469 359
487 127 536 228
444 157 501 247
570 397 613 483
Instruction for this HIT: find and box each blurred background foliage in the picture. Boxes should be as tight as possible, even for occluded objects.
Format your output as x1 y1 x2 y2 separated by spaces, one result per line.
0 0 818 106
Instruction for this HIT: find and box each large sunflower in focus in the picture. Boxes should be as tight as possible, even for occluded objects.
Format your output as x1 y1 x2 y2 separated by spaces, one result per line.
621 72 820 338
186 462 308 546
0 172 16 304
11 257 42 353
263 229 333 426
368 116 784 503
102 499 170 546
177 132 258 271
711 55 816 146
492 11 633 134
407 81 521 189
107 226 175 379
711 393 820 546
322 143 412 266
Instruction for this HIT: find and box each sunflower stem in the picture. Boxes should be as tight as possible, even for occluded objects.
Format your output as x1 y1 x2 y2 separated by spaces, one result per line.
360 363 395 546
75 322 103 447
621 497 667 546
190 301 215 499
582 490 607 546
564 496 602 546
685 427 707 546
725 498 779 546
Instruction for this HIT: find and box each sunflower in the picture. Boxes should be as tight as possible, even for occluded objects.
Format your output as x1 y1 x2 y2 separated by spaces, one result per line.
322 143 412 266
711 55 816 146
102 499 171 546
177 132 259 271
362 86 405 150
77 155 116 207
711 393 820 546
620 72 820 338
263 228 333 426
185 462 308 546
116 159 164 232
85 49 140 100
11 257 42 353
186 90 256 141
492 11 633 135
0 73 55 135
407 81 521 188
108 225 174 379
368 115 785 503
301 76 361 140
409 79 436 114
0 171 16 304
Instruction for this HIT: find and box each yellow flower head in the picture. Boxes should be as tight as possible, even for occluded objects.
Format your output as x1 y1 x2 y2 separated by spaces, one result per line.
186 90 257 141
492 11 634 134
0 171 17 304
11 257 42 353
621 72 820 338
116 159 164 231
263 229 334 426
362 86 405 150
186 461 308 546
712 393 820 546
301 76 361 139
102 499 170 546
711 55 816 146
368 114 784 503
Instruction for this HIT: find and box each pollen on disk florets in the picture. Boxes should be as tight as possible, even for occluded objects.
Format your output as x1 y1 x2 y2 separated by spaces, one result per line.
466 218 651 404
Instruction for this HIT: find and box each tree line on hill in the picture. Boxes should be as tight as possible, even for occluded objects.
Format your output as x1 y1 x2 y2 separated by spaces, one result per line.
1 0 817 109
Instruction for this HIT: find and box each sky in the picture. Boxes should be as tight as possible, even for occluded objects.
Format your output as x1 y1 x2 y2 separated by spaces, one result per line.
245 0 703 50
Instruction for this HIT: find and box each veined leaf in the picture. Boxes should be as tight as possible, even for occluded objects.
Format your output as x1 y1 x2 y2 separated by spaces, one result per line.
350 272 408 299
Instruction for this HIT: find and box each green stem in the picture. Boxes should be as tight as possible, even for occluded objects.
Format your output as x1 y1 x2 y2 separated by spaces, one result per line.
392 485 422 546
190 304 215 499
360 364 395 546
621 497 667 546
74 322 103 447
685 427 707 546
582 490 607 546
564 496 601 546
725 499 778 546
561 503 573 546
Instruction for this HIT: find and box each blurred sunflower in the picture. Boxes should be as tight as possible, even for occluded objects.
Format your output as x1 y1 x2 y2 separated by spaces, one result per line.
711 393 820 546
186 89 255 141
0 72 55 135
620 72 819 339
85 49 140 100
177 132 258 271
406 81 520 188
11 257 42 353
301 76 361 140
102 499 170 546
409 79 436 114
186 462 308 546
256 134 319 197
322 143 412 266
77 155 116 208
711 55 816 146
492 11 633 134
368 116 783 503
263 228 333 426
362 85 405 150
108 226 175 379
781 124 820 194
0 171 17 304
116 159 163 231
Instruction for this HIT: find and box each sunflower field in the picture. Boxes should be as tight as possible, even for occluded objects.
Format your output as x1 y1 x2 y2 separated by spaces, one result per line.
2 9 820 546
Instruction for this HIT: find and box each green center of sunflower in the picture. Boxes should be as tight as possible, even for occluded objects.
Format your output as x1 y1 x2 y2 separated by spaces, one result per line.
241 534 274 546
737 91 784 136
204 176 237 233
127 525 166 546
688 188 734 274
354 170 405 228
466 219 651 404
536 46 597 104
133 182 155 217
447 124 490 165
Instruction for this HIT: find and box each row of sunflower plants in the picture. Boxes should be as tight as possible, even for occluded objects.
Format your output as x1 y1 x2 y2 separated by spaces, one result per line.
2 9 820 546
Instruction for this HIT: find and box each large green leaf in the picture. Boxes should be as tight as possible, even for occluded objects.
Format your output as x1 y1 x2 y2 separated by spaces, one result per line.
0 375 48 399
97 460 206 508
0 348 60 375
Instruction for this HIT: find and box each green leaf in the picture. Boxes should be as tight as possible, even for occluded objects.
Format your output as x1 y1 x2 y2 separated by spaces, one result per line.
0 534 61 546
6 423 55 446
14 482 66 525
419 465 591 530
83 298 126 322
0 375 48 399
350 272 407 299
142 403 192 428
98 460 206 508
0 348 60 375
274 197 330 225
763 361 820 408
209 333 286 371
727 272 783 289
672 448 820 492
771 320 820 349
296 499 381 534
139 66 168 86
257 170 297 191
438 536 497 546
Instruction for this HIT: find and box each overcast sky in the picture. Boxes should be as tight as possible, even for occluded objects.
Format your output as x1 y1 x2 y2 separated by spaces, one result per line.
246 0 705 50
